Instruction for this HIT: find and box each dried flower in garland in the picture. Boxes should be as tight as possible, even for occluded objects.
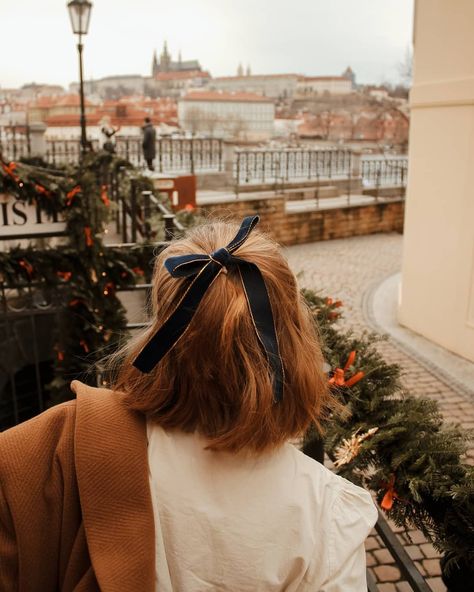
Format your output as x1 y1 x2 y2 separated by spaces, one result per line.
333 427 379 468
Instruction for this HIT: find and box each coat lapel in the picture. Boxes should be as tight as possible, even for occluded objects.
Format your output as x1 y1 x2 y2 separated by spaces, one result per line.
72 380 155 592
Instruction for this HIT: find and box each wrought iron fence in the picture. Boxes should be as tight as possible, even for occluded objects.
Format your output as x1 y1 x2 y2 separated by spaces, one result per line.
0 282 63 429
43 137 224 173
234 148 352 186
115 137 223 174
45 138 100 165
361 157 408 188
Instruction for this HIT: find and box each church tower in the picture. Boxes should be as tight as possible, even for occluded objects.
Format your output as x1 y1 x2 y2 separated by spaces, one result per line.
152 49 159 77
237 62 244 77
246 63 252 76
160 41 172 72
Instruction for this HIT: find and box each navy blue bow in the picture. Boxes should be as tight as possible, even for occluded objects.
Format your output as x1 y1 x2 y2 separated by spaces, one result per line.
132 215 284 403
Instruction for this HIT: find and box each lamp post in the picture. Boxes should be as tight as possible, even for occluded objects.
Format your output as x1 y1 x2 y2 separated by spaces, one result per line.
67 0 92 154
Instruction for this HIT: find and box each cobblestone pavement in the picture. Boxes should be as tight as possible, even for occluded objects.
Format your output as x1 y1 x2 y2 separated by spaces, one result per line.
284 233 474 592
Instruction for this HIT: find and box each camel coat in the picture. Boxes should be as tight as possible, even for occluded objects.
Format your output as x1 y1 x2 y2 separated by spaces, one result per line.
0 381 155 592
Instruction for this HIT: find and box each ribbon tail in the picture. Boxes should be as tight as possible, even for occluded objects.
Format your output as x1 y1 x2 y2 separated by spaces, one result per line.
237 260 284 403
226 216 260 252
133 262 221 373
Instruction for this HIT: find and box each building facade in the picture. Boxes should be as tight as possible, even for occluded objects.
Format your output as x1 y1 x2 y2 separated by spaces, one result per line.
178 91 275 140
296 76 353 96
209 74 299 100
399 0 474 362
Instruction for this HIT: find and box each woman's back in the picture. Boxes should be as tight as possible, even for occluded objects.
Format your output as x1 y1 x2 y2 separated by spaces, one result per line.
148 424 376 591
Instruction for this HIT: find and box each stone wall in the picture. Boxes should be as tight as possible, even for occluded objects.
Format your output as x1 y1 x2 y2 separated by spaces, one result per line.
199 195 404 246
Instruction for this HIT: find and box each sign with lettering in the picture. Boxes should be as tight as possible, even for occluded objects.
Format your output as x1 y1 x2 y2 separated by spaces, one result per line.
0 193 66 239
154 179 175 190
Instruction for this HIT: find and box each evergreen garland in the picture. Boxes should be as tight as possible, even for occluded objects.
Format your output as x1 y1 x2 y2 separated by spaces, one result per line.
303 290 474 568
0 152 162 403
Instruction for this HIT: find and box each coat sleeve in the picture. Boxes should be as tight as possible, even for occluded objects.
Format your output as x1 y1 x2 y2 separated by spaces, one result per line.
0 482 18 589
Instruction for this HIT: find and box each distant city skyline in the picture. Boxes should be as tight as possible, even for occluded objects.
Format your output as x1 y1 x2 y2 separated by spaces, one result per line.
1 0 413 90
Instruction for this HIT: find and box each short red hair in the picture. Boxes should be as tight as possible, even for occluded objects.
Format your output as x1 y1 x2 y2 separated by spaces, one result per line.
110 220 333 453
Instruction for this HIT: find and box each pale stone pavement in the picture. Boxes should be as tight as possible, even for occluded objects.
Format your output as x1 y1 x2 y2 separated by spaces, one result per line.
284 233 474 592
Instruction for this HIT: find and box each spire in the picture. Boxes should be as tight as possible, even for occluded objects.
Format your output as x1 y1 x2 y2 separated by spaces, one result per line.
160 40 171 72
246 63 251 76
152 49 159 76
237 62 244 77
178 50 182 63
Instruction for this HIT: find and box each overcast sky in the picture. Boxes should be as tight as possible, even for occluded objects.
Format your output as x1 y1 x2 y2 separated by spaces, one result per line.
0 0 414 90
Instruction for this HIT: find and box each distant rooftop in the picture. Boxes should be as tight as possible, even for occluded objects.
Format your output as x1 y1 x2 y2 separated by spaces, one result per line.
181 91 274 103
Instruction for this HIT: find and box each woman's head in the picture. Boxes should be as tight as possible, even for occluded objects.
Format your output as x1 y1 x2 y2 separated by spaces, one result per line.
111 218 333 453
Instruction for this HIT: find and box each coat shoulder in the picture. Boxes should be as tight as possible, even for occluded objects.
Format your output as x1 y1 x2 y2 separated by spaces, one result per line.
0 397 77 480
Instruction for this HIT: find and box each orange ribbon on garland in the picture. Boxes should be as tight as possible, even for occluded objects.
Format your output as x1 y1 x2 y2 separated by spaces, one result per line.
381 475 400 510
66 185 81 206
84 226 93 247
35 184 51 197
1 161 20 183
57 271 72 281
100 184 110 207
18 259 34 278
329 350 365 388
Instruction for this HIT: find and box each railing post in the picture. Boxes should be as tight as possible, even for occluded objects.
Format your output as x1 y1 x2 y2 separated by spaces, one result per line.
347 151 352 206
163 214 175 241
29 122 47 159
235 150 240 198
130 179 138 243
142 190 152 240
190 137 195 175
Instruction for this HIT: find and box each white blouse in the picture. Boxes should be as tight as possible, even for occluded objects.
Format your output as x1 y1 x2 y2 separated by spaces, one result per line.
147 423 377 591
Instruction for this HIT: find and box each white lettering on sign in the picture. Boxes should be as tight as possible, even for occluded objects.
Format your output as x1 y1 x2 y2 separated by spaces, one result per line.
155 179 175 190
0 193 66 239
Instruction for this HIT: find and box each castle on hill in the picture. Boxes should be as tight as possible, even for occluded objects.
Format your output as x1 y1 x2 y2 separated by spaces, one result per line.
152 41 202 76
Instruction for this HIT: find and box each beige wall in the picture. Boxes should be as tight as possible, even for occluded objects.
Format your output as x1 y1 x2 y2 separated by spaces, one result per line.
399 0 474 361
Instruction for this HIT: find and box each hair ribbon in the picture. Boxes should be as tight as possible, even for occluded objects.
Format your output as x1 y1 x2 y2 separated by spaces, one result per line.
132 215 284 403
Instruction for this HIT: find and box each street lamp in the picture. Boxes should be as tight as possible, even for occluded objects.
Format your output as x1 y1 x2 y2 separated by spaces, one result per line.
67 0 92 154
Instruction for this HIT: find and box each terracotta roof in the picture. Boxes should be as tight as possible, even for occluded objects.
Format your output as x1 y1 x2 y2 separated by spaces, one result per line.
181 91 274 103
32 94 93 109
45 110 177 128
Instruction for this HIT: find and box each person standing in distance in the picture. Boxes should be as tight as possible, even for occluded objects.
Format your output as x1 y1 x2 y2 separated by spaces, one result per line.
142 117 156 171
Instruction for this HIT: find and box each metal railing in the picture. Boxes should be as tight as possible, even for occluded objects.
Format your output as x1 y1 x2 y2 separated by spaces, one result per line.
115 137 223 174
361 157 408 188
234 147 352 186
45 138 100 165
42 137 224 173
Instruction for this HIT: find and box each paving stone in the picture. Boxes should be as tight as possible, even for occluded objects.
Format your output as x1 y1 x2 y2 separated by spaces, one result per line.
426 577 447 592
420 543 440 559
405 530 427 545
378 584 398 592
366 552 377 567
405 545 424 560
365 536 381 551
422 559 442 577
373 565 402 582
395 582 413 592
374 549 396 564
